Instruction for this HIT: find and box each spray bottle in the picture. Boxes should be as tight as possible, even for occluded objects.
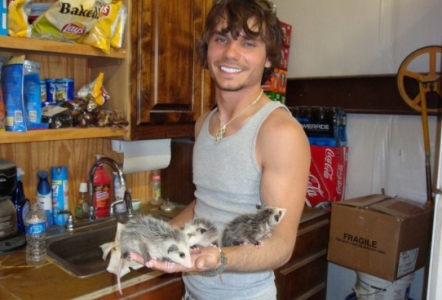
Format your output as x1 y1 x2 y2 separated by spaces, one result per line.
11 168 30 233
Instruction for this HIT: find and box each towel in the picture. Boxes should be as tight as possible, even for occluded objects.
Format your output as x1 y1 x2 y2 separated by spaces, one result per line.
100 222 143 277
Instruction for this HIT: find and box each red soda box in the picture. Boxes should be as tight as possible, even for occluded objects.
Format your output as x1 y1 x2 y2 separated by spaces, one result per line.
279 47 290 70
279 21 292 48
305 145 348 208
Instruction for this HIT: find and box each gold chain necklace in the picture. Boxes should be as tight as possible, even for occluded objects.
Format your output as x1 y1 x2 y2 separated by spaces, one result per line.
215 89 263 142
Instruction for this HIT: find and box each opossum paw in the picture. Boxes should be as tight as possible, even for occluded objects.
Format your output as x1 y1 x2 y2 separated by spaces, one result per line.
255 241 263 248
145 258 157 268
165 261 176 269
263 233 272 239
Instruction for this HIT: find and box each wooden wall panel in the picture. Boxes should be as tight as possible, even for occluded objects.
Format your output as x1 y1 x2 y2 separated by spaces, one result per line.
0 139 152 210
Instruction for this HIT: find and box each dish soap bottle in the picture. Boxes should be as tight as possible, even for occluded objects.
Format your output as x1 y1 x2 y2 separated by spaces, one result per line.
75 182 89 219
93 154 112 218
113 171 126 213
37 170 52 227
150 170 163 205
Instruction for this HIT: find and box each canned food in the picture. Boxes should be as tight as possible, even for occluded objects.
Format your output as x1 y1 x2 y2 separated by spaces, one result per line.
55 78 74 103
40 80 47 104
45 78 56 104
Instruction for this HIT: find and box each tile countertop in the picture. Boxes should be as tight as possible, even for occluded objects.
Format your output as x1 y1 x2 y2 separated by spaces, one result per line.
0 205 327 299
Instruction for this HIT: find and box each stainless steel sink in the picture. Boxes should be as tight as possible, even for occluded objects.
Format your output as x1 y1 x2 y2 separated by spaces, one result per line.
46 221 118 278
46 212 170 278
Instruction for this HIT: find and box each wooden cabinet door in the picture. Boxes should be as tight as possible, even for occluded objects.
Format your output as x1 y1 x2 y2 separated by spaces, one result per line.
130 0 214 140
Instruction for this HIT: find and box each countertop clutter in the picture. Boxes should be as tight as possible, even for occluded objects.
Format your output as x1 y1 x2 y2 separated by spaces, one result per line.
0 206 328 300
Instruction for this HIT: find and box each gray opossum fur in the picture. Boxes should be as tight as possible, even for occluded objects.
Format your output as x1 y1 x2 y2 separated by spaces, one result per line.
183 218 219 249
221 206 287 247
117 214 191 294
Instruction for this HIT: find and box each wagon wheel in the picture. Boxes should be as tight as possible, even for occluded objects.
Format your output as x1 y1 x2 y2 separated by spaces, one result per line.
397 46 442 207
397 45 442 113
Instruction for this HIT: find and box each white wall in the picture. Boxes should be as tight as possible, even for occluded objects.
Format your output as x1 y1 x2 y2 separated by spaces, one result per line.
273 0 442 78
271 0 442 299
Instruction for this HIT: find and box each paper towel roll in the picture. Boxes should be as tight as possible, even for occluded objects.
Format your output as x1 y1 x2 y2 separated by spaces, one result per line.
111 139 171 174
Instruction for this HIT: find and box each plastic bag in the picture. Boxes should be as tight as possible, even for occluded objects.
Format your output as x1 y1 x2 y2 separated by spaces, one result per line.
79 0 123 54
8 0 32 37
31 0 102 43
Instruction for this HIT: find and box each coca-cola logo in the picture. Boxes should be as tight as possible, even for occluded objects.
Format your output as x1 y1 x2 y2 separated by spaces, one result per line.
323 148 335 180
61 23 86 39
307 173 325 198
336 164 344 195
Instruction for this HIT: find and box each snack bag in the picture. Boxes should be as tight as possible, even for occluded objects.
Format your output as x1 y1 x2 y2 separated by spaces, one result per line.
31 0 102 43
8 0 32 37
110 4 127 49
78 0 123 53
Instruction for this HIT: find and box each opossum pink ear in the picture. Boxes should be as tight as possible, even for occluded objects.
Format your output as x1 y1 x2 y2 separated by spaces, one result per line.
197 227 207 234
168 244 179 253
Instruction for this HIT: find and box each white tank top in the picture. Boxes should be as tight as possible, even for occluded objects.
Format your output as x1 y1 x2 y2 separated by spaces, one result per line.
183 101 289 300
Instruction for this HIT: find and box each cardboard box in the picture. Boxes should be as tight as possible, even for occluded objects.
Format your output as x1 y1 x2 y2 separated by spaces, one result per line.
262 67 287 94
306 146 348 208
279 47 290 70
279 21 292 48
328 194 433 281
265 91 286 104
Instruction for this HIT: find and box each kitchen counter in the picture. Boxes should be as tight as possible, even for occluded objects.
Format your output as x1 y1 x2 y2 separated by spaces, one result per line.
0 205 328 299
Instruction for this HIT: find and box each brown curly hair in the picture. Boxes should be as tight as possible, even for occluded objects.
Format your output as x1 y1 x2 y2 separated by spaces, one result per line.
196 0 284 73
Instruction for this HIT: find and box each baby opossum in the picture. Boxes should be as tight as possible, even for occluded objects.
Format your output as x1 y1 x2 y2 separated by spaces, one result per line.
183 218 219 250
117 214 192 294
221 206 287 247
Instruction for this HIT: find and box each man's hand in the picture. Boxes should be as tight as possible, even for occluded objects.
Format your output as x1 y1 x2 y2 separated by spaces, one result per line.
126 245 222 274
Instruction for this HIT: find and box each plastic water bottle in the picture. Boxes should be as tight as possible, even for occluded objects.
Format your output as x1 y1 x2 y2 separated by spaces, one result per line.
25 203 47 265
37 170 53 227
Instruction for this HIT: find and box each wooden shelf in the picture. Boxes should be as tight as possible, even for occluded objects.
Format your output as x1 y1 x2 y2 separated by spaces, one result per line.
0 36 127 59
0 127 128 144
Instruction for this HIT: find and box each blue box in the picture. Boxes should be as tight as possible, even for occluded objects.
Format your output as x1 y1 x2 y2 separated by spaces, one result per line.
0 0 7 36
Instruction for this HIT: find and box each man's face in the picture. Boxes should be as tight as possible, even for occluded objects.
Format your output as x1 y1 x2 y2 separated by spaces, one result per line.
206 18 271 92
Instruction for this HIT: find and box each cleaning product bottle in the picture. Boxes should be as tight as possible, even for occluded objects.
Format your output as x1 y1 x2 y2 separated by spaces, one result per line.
51 166 69 225
37 170 52 227
150 170 163 205
11 168 30 233
93 154 112 218
113 171 126 214
75 182 89 219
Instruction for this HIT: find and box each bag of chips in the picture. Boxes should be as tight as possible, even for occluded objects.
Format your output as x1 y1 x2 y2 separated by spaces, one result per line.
31 0 102 43
78 0 123 53
8 0 32 37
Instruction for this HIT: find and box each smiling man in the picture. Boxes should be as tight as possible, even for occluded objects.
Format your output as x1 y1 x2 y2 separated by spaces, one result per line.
142 1 311 299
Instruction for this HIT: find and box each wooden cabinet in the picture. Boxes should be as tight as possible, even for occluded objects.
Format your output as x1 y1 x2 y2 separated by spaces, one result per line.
129 0 214 140
276 209 330 300
1 0 215 144
100 273 184 300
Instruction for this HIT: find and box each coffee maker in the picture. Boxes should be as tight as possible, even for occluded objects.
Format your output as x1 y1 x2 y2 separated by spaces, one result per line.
0 159 26 255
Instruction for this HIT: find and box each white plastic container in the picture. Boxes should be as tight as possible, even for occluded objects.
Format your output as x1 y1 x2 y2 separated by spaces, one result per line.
353 271 414 300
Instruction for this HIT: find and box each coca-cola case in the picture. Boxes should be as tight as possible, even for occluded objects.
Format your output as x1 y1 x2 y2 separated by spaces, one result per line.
306 145 348 209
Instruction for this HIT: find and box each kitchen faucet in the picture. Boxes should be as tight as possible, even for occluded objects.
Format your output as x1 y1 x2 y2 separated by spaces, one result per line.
87 156 133 220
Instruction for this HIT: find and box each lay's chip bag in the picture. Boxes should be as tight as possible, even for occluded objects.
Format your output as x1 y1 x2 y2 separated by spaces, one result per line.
78 0 123 54
31 0 102 43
